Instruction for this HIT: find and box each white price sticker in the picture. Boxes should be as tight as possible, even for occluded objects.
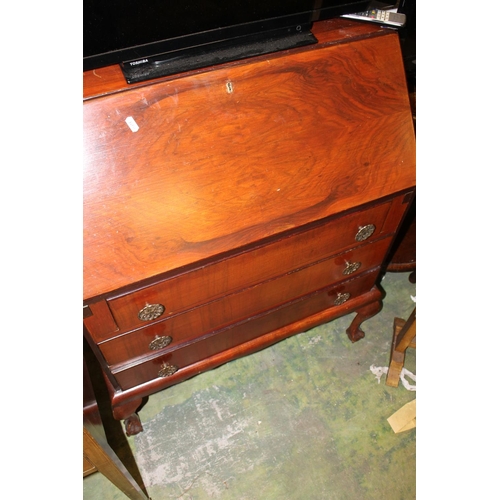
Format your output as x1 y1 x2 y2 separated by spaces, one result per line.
125 116 139 132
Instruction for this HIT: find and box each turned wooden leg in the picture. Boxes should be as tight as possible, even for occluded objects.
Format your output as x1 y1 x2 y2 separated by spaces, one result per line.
112 398 145 436
346 299 382 343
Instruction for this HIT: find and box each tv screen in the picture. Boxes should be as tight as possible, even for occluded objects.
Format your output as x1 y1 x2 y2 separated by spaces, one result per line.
84 0 371 83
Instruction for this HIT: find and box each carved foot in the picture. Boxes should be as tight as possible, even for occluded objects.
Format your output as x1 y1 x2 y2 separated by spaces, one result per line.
112 397 145 436
346 300 382 343
124 413 144 436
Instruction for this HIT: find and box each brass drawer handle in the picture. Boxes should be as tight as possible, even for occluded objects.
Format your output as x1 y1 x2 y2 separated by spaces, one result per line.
343 261 361 275
333 292 351 306
149 335 173 351
138 303 165 321
355 224 375 242
158 363 178 378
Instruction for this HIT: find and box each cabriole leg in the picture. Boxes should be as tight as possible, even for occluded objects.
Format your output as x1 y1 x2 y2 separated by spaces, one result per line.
346 299 382 343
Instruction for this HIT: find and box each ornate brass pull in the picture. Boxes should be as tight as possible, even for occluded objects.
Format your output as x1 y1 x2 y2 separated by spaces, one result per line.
333 292 351 306
355 224 375 242
343 261 361 275
158 363 178 378
138 303 165 321
149 336 173 351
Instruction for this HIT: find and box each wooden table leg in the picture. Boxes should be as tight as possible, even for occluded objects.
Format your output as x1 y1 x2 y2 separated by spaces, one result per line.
83 427 150 500
84 350 150 499
386 308 416 387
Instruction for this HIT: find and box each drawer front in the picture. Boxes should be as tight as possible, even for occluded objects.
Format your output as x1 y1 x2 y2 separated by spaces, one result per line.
106 200 396 333
112 269 379 390
99 237 392 364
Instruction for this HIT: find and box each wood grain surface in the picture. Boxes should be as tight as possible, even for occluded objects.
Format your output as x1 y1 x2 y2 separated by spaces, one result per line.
83 24 415 300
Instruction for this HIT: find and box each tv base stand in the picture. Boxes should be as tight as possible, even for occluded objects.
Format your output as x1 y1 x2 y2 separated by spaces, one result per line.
121 24 316 84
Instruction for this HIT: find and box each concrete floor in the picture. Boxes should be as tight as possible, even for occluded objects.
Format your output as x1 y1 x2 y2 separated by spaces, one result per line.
84 271 416 500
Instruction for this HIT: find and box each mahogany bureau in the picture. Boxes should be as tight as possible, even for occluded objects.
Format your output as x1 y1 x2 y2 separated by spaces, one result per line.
83 19 416 435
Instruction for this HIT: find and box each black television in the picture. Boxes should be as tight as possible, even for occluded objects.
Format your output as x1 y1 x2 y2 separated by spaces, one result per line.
83 0 371 84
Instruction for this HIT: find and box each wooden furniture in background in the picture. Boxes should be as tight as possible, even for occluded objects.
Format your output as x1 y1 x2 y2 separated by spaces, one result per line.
83 19 416 435
83 428 149 500
84 355 150 499
386 308 416 388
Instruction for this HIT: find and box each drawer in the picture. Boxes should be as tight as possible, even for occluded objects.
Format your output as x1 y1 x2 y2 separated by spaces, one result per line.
99 237 392 364
106 200 397 333
112 268 379 389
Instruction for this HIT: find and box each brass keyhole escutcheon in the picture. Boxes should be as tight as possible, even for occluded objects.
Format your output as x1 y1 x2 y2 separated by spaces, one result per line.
343 261 361 275
158 363 178 378
333 292 351 306
355 224 375 242
138 303 165 321
149 336 173 351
